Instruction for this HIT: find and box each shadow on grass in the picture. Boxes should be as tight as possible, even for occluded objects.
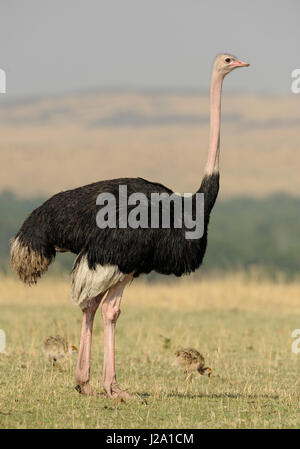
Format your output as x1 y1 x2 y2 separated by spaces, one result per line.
137 392 279 400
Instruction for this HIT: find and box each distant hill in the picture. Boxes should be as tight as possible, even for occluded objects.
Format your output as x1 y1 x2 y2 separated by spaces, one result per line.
0 90 299 198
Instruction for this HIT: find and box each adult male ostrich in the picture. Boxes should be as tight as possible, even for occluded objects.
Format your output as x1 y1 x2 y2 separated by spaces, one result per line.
11 54 249 400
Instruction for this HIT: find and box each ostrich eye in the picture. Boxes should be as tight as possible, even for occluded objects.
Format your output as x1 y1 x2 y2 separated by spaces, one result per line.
225 58 231 63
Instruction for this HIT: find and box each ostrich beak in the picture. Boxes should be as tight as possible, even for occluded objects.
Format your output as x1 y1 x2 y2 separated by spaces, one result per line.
231 59 250 68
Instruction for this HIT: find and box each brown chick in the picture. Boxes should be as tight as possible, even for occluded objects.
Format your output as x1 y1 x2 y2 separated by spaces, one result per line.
175 348 212 382
43 335 77 369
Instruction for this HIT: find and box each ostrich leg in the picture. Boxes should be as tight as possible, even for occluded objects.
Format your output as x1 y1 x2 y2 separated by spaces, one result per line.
75 292 106 395
102 275 132 400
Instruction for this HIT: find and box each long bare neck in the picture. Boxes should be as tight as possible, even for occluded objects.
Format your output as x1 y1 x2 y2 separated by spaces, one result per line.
204 70 224 175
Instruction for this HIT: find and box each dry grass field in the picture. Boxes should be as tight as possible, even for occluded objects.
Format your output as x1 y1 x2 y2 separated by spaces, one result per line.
0 91 299 199
0 90 299 429
0 272 299 429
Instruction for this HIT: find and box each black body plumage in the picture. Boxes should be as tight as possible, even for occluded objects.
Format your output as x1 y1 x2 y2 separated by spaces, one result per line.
12 173 219 281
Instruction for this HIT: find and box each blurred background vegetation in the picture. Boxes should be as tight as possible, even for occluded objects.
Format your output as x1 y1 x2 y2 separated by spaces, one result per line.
2 189 299 278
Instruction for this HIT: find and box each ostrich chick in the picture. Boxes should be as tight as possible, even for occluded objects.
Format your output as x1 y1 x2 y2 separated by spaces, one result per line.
175 348 212 382
43 335 77 369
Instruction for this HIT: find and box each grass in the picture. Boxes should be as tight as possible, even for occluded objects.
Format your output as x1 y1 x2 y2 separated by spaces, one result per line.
0 272 299 429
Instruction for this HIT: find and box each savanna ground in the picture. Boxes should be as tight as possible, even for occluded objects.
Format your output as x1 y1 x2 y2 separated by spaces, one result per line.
0 272 299 429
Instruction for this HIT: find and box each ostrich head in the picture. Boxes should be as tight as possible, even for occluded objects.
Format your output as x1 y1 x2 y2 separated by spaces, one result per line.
213 53 250 77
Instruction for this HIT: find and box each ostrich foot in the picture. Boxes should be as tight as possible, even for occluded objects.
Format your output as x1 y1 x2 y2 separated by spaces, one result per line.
103 381 132 402
75 383 106 397
103 383 147 404
112 385 132 402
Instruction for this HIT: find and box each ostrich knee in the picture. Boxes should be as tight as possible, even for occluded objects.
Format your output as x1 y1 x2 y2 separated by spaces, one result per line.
102 301 121 325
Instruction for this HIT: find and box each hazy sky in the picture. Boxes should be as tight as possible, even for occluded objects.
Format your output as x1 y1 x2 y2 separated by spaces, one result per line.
0 0 299 97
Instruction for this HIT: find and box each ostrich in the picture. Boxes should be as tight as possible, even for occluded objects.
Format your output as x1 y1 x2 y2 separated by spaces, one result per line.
175 348 212 381
10 54 249 400
43 335 78 370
